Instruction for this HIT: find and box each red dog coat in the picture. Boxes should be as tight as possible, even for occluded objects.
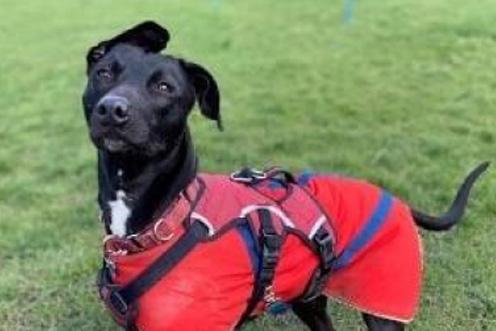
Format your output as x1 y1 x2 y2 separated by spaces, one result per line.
99 169 422 331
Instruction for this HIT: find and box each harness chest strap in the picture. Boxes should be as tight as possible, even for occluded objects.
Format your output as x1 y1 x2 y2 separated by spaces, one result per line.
237 209 284 325
299 225 335 303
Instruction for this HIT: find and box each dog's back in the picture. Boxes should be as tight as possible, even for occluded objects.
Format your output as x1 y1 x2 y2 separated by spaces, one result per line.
300 173 422 323
102 171 422 330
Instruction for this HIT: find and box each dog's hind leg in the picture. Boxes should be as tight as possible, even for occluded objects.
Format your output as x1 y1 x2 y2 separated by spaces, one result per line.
362 313 404 331
292 295 335 331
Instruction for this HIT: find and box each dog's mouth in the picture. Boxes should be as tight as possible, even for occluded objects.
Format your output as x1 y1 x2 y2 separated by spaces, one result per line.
90 130 130 153
89 125 167 156
103 138 129 153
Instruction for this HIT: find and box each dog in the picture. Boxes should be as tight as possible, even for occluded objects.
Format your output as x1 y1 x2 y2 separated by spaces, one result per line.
82 21 488 331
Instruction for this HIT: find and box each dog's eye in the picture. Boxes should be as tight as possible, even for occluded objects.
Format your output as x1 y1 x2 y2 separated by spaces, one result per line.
157 81 171 93
96 68 112 80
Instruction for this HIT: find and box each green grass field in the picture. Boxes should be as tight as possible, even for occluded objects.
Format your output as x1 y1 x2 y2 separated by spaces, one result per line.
0 1 495 330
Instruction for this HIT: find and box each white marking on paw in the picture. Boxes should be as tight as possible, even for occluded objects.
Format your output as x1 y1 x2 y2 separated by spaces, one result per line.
108 190 130 237
117 169 123 177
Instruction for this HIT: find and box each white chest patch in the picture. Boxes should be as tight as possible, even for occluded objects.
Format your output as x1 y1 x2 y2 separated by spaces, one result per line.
108 190 131 237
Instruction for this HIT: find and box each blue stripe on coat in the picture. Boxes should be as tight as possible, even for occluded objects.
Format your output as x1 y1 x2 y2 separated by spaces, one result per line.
332 191 394 270
297 170 316 186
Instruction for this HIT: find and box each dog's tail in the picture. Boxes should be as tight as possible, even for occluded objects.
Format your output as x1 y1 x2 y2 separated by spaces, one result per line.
411 161 489 231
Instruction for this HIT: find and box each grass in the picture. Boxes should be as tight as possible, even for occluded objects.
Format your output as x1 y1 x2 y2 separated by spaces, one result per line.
0 0 495 330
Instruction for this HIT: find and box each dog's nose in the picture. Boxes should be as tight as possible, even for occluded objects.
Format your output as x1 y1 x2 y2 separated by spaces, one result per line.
95 96 130 126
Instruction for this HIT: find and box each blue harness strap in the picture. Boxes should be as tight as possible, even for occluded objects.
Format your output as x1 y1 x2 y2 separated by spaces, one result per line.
236 221 261 274
332 191 394 270
297 170 316 186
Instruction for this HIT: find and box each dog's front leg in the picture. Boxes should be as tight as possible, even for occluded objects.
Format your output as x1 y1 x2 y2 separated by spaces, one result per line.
292 295 335 331
362 313 405 331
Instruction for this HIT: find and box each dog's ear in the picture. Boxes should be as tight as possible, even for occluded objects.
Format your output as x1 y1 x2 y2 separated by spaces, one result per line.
86 21 170 72
181 61 222 130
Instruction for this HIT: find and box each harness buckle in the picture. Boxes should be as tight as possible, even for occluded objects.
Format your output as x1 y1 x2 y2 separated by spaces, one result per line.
314 229 332 247
314 227 334 269
97 266 129 319
230 167 267 183
263 285 290 316
264 285 276 303
108 289 128 316
262 228 282 267
250 169 267 180
264 251 279 269
263 234 283 252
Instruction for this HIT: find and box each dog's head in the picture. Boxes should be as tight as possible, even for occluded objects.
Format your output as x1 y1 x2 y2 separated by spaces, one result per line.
82 21 221 156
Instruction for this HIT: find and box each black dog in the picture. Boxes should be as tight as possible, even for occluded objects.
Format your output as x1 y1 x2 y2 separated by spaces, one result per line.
82 22 487 331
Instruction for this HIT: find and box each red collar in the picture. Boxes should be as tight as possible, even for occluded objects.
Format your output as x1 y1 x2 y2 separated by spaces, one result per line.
103 177 204 257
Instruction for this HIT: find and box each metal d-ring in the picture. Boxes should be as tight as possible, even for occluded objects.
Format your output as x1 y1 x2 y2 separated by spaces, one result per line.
153 218 175 242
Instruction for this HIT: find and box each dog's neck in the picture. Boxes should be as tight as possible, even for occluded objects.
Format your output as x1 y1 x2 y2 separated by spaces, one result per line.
97 129 197 236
